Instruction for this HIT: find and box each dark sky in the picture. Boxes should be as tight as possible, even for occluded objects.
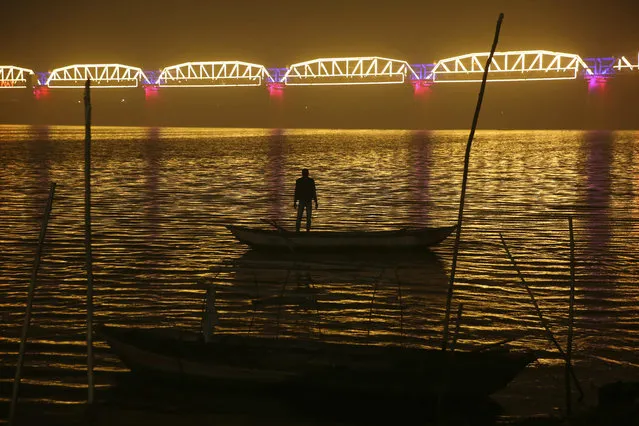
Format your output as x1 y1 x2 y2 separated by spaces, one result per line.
3 0 638 72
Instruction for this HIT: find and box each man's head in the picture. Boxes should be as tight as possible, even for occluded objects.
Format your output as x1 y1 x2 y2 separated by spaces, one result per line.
301 168 309 177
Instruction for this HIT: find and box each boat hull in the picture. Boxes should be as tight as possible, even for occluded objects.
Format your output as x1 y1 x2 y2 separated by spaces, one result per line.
225 224 457 251
98 326 536 399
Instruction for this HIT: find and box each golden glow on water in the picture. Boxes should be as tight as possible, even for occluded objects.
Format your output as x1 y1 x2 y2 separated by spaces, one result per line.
1 125 639 416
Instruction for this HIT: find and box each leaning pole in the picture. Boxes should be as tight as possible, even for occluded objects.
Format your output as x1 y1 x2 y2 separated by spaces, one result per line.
441 13 504 350
84 79 95 403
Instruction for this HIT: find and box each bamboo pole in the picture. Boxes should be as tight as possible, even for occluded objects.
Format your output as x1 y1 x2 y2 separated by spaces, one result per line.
84 79 95 404
8 182 56 426
566 216 576 414
442 13 504 351
499 232 584 400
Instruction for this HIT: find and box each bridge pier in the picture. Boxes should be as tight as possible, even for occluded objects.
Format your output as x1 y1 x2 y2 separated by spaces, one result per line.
411 80 433 97
267 83 285 129
583 76 613 130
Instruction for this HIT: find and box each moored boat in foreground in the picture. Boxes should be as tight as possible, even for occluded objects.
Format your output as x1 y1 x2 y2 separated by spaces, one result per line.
225 224 457 251
97 325 536 399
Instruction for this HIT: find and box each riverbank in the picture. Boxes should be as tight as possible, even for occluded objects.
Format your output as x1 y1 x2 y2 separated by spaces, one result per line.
3 362 638 426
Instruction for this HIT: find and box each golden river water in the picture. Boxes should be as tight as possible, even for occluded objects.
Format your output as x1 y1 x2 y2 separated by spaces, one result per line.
1 125 638 424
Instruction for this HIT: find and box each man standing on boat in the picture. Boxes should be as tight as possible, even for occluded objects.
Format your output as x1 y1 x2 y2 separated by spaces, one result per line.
294 168 318 232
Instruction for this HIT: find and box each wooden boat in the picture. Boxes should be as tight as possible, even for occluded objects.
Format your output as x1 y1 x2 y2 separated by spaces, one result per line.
225 224 457 251
97 325 536 400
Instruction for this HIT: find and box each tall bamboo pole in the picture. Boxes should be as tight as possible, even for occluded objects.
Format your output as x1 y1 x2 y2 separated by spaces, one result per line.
566 216 576 414
84 79 95 404
442 13 504 350
8 182 56 426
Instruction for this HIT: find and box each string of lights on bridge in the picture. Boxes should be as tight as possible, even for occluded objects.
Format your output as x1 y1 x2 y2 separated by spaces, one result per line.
1 50 637 95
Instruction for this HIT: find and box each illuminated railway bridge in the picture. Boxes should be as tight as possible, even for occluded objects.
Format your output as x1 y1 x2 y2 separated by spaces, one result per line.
1 50 637 95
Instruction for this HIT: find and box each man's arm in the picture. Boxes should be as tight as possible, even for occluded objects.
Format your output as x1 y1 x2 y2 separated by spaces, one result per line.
312 180 318 208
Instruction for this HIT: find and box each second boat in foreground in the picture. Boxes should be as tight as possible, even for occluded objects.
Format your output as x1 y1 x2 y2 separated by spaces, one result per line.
98 325 536 400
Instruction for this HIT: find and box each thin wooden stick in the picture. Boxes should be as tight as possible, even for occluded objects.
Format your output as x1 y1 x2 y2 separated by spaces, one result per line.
367 269 385 338
275 269 290 338
566 216 576 414
84 79 95 404
9 182 56 426
394 268 405 343
499 232 584 400
442 13 504 350
249 272 259 334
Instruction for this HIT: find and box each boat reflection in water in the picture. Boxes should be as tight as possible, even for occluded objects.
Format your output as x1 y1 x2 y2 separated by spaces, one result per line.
98 248 537 424
220 248 454 345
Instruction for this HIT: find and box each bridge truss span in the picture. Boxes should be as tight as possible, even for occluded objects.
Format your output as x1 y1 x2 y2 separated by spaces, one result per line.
432 50 593 82
0 66 35 88
282 57 418 86
45 64 150 88
615 53 639 71
156 61 272 87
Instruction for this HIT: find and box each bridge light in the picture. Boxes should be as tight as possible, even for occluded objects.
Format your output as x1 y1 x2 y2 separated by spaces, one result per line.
33 85 49 99
144 85 160 100
267 82 285 98
586 75 608 92
411 80 432 97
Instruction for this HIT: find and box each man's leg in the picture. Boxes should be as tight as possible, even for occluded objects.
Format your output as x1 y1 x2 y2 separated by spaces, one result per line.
305 203 313 231
296 202 305 232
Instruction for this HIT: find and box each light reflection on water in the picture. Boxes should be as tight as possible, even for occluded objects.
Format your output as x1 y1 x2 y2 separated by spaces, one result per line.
1 125 639 419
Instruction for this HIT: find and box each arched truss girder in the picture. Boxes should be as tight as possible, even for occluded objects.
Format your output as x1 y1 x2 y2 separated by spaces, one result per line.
432 50 594 82
0 66 35 88
45 64 151 88
615 53 639 71
156 61 273 87
282 57 419 86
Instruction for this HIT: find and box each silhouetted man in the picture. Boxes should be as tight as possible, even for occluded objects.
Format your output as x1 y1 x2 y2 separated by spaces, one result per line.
294 168 318 232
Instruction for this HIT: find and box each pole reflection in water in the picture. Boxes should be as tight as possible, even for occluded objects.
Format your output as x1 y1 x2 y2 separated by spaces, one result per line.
408 130 433 225
25 125 53 219
265 129 286 224
142 127 161 242
577 130 619 350
583 130 613 256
